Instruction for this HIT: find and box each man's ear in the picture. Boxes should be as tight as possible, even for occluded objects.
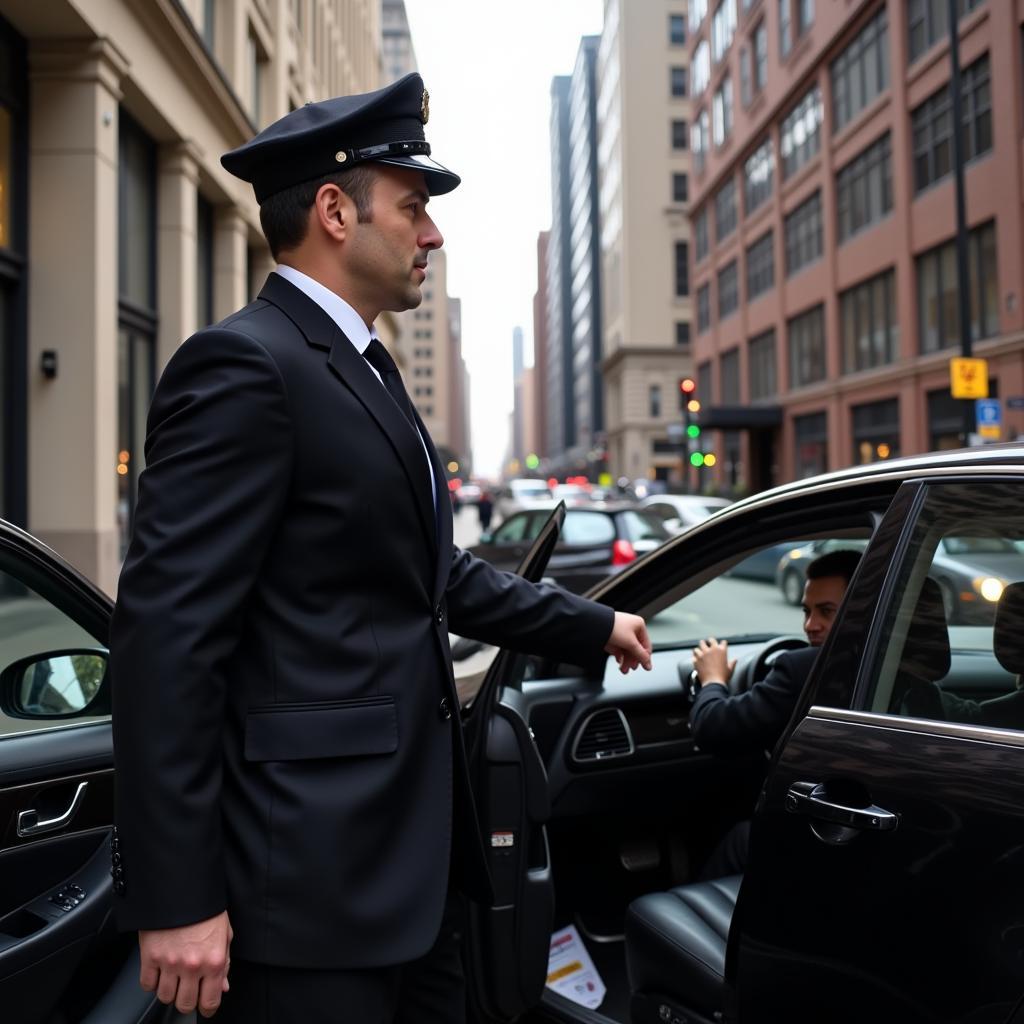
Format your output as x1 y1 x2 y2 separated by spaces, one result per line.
313 183 349 244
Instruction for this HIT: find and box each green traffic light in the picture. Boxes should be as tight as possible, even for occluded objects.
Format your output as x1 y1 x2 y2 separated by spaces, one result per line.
687 424 700 438
690 452 705 467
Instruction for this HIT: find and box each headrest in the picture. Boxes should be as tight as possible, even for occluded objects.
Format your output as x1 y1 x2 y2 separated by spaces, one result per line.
897 577 951 684
994 582 1024 675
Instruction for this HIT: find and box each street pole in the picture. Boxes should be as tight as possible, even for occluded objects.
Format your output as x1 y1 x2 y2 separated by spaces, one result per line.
947 0 974 445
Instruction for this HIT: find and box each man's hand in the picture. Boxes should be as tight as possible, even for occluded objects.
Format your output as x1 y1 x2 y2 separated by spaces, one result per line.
139 911 232 1018
692 637 736 687
605 611 653 673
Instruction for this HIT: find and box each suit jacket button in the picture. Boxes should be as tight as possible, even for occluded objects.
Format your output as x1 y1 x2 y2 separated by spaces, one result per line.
438 697 452 721
435 605 444 624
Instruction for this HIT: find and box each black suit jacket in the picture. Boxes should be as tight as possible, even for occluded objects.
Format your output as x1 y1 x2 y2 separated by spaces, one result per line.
689 646 819 757
110 274 613 969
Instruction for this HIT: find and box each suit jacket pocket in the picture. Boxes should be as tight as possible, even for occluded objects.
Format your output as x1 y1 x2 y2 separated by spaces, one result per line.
244 696 398 761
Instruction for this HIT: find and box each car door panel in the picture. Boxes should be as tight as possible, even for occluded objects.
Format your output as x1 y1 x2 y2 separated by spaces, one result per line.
735 475 1024 1023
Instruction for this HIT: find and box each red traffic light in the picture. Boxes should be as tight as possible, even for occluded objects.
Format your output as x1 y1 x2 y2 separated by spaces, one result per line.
679 377 696 394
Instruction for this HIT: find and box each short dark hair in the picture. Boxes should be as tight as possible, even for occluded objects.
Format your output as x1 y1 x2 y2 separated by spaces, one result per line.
258 165 378 259
806 549 862 585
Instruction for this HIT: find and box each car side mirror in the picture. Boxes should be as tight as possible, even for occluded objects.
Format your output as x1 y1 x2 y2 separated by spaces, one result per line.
0 649 110 720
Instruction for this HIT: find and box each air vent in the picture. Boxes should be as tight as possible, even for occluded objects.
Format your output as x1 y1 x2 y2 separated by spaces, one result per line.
571 708 635 764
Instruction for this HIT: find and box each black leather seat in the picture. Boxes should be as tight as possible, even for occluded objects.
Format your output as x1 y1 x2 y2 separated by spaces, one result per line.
624 874 740 1024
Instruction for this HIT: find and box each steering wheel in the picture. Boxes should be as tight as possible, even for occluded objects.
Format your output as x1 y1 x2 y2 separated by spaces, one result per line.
730 635 809 695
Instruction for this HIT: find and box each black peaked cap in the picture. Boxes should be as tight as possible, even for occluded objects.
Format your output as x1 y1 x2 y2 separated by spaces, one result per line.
221 73 460 203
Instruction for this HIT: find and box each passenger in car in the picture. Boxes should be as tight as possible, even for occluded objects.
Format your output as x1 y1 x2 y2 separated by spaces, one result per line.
687 549 862 877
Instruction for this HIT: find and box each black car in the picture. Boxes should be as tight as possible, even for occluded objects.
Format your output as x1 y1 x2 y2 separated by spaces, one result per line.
468 503 671 594
3 445 1024 1024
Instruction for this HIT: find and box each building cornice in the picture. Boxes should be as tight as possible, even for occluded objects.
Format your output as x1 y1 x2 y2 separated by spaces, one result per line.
601 346 694 373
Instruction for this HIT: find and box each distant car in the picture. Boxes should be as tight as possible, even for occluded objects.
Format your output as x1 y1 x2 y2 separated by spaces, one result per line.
456 482 482 504
776 536 1024 623
492 478 554 522
639 494 732 534
551 483 592 506
468 503 671 593
726 541 800 582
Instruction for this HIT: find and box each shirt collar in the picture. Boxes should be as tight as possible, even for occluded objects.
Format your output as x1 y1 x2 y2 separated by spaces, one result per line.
273 265 377 353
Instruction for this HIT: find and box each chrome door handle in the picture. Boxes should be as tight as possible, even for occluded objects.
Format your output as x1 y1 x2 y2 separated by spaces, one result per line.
785 783 898 832
17 781 89 837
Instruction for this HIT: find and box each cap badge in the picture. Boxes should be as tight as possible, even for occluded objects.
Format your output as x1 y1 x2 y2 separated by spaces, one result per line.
420 88 430 125
335 150 348 163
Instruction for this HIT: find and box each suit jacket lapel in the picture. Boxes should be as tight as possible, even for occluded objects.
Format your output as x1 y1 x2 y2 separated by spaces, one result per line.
413 404 453 603
258 274 439 557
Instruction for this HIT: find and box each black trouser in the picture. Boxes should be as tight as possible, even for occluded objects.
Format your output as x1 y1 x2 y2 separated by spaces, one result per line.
214 890 468 1024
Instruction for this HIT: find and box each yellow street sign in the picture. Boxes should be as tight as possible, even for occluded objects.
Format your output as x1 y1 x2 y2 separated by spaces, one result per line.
979 424 1001 439
949 357 989 399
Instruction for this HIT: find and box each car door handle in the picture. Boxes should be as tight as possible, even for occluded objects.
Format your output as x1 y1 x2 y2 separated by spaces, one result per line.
17 781 89 837
785 783 898 832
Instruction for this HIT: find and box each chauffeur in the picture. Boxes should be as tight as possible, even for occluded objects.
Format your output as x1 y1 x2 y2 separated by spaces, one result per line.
109 73 652 1023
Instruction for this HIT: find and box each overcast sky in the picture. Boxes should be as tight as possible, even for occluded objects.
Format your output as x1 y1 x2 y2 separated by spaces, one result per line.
402 0 604 477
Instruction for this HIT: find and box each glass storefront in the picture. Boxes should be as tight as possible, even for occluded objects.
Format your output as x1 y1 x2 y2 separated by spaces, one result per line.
852 397 900 464
794 411 827 478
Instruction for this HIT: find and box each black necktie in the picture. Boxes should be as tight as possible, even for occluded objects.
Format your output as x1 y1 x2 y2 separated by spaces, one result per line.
363 338 418 430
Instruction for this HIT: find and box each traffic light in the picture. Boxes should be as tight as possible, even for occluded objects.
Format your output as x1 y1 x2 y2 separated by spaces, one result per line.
679 376 713 468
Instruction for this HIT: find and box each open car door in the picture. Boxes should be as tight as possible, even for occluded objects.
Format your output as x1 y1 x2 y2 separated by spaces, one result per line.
463 501 570 1023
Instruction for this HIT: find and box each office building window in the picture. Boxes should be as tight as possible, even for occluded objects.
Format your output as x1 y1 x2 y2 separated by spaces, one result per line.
908 0 985 64
836 132 892 243
690 0 709 34
746 231 774 300
695 207 710 260
649 384 662 419
697 283 712 332
247 28 268 126
916 220 997 353
784 190 823 276
779 0 792 58
671 66 688 97
926 383 995 449
692 108 710 173
698 360 713 401
203 0 216 49
831 8 889 133
693 40 711 96
788 304 826 387
720 347 740 403
712 0 738 62
754 20 768 92
796 0 814 36
794 411 827 477
676 322 692 348
718 261 739 319
675 241 690 297
912 54 991 193
670 13 687 45
672 119 689 149
744 137 774 214
852 398 900 464
715 177 737 241
673 172 689 203
780 85 823 179
740 45 752 108
840 268 898 373
713 75 734 146
748 329 777 400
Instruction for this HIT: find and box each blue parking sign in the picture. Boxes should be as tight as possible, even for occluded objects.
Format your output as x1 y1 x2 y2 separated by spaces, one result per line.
975 398 1001 426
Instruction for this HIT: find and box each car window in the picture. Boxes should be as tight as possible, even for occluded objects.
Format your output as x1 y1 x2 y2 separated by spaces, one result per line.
0 569 107 738
511 481 551 499
561 511 616 546
647 536 865 647
619 511 671 542
863 483 1024 730
493 514 532 543
645 503 677 522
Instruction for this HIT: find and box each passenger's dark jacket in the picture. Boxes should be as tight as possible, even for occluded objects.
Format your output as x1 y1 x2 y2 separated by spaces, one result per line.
110 273 613 970
689 646 820 756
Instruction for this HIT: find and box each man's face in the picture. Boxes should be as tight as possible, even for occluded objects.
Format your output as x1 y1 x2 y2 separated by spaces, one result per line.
343 166 443 314
801 575 848 646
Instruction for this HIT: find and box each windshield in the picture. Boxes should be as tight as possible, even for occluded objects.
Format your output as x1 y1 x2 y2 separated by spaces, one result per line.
943 536 1019 556
513 482 551 497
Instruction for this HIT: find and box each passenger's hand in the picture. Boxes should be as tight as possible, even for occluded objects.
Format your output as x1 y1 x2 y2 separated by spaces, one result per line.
605 611 653 673
139 910 232 1018
692 637 736 687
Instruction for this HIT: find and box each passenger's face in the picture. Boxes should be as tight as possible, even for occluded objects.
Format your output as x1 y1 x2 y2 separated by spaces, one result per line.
802 575 848 646
344 166 443 314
